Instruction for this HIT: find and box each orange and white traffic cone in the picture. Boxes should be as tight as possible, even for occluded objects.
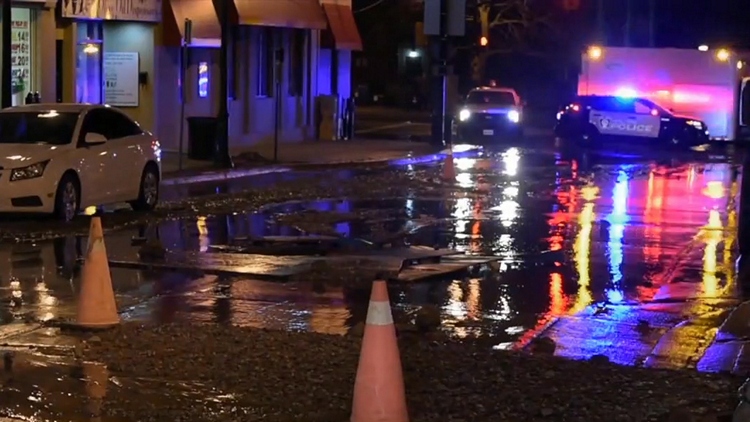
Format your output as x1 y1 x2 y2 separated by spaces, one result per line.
442 149 456 181
75 216 120 329
350 279 409 422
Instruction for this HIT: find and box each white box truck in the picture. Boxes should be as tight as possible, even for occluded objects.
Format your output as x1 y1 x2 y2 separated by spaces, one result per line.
578 46 750 141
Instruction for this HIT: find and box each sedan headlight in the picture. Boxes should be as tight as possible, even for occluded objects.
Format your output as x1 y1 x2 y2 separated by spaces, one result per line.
458 109 471 121
507 110 520 123
10 160 49 182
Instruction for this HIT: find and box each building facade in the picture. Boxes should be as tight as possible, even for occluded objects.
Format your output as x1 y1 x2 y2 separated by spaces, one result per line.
156 0 362 153
3 0 56 106
317 0 362 100
58 0 161 131
0 0 362 155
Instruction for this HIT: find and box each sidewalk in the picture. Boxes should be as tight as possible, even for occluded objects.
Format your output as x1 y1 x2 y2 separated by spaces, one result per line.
161 139 476 185
698 299 750 374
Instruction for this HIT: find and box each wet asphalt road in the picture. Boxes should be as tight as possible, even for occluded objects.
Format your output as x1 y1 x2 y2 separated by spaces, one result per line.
0 136 745 373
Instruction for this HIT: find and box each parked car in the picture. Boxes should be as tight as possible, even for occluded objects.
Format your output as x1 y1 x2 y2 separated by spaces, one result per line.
0 104 162 221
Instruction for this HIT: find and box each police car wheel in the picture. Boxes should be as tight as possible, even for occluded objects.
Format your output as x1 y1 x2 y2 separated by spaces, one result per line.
582 124 599 142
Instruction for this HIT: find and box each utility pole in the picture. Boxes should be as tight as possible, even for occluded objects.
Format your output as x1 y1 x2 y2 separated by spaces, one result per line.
425 0 448 146
2 0 11 108
424 0 464 147
438 0 448 147
214 0 233 168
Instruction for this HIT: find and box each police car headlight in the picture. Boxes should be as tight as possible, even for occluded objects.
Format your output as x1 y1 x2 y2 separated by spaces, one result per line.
458 109 471 121
507 110 520 123
687 120 704 129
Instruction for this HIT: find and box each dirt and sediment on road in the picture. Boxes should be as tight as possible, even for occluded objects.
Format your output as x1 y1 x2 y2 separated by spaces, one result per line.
2 322 739 422
0 167 473 242
0 151 614 242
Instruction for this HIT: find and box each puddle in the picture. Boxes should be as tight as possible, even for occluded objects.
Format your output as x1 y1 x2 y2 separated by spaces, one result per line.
1 352 238 421
0 236 206 332
0 145 742 372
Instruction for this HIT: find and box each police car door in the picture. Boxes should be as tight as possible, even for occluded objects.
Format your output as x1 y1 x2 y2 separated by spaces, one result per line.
589 98 661 139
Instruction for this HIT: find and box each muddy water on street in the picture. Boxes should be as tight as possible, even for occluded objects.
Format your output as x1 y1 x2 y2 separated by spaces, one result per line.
0 143 743 420
0 146 741 356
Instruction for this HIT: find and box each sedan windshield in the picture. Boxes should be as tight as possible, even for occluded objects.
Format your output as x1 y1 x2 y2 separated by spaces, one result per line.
466 91 516 106
0 111 79 145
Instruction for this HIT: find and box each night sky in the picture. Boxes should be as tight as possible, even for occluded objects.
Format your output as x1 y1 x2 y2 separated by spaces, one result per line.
352 0 750 51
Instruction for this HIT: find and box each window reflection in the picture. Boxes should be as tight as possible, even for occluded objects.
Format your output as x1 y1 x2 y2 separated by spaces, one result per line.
197 216 209 252
497 200 519 227
501 147 520 176
571 202 595 313
35 281 57 322
549 272 566 315
643 171 665 265
702 210 722 297
452 197 472 251
605 170 629 302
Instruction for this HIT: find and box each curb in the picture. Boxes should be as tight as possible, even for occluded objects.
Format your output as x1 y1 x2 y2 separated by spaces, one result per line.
162 147 482 186
161 166 290 186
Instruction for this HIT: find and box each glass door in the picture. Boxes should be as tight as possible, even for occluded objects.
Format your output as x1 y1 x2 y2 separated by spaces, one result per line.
75 21 103 104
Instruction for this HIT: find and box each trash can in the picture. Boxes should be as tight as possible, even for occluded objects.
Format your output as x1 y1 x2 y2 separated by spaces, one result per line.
186 116 218 160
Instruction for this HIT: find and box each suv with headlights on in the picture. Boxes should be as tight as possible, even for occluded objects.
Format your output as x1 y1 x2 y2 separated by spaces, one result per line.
454 87 524 142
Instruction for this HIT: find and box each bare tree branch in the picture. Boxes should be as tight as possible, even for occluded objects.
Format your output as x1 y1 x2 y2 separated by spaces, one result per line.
478 0 551 58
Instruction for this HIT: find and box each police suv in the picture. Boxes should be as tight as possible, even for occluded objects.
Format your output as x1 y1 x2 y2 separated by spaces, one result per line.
455 87 524 141
554 95 710 146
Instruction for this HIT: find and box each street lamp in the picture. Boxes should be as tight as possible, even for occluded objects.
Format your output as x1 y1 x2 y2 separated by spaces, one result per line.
587 46 602 60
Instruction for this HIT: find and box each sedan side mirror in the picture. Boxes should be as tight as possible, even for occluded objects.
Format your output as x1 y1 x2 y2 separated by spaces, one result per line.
84 132 107 146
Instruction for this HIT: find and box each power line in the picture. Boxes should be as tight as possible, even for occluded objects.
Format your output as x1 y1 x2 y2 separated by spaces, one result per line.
354 0 386 13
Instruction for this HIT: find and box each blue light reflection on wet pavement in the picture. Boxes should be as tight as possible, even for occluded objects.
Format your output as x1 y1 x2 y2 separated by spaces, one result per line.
0 144 743 371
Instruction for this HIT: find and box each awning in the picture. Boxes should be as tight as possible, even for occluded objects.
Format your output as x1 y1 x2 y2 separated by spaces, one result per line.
322 3 362 51
167 0 221 47
15 0 56 7
233 0 327 30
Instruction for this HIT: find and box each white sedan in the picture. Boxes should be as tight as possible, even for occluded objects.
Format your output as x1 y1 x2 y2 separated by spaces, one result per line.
0 104 162 221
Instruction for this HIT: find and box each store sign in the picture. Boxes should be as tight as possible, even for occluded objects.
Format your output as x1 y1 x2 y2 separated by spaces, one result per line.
103 52 140 107
61 0 162 22
11 8 31 106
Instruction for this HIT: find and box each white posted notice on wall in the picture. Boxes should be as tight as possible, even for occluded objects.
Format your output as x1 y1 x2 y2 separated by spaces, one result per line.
103 52 140 107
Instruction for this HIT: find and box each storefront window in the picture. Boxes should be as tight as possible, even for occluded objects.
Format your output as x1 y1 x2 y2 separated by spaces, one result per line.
75 21 103 104
10 8 35 106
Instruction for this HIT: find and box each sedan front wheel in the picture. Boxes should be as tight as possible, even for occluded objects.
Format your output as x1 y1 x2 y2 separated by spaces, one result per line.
130 164 160 212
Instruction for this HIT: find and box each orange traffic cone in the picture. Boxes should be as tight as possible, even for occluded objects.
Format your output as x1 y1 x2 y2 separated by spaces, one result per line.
442 149 456 181
350 279 409 422
75 216 120 329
